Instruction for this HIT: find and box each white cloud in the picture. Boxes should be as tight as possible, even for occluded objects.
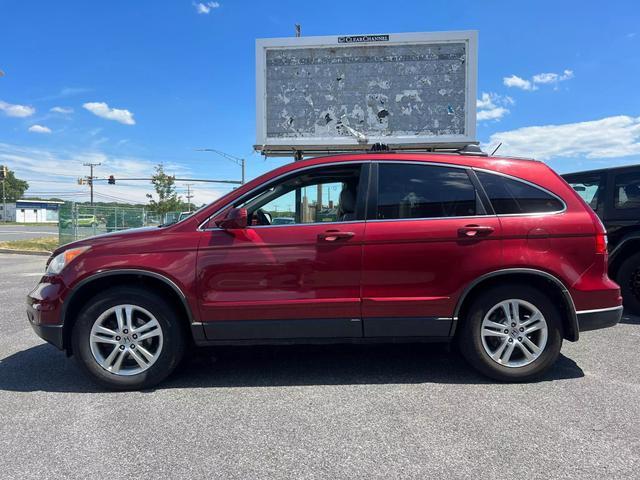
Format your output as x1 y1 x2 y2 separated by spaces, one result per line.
193 1 220 14
50 106 74 114
0 143 229 205
28 124 52 134
504 70 574 91
503 75 535 91
0 100 35 117
532 69 574 85
476 92 514 122
83 102 135 125
483 115 640 160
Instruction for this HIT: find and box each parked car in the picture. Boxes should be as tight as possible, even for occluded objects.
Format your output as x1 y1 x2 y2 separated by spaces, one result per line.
563 164 640 314
27 152 622 390
178 211 194 222
60 214 98 228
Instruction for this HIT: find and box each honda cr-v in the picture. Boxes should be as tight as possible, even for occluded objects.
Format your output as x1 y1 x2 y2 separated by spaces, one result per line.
27 153 622 389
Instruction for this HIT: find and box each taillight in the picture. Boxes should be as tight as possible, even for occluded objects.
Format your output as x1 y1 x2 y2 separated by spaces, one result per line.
595 233 608 254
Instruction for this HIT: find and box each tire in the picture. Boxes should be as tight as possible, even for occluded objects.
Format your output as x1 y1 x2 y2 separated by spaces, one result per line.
616 252 640 315
458 284 563 382
71 286 185 390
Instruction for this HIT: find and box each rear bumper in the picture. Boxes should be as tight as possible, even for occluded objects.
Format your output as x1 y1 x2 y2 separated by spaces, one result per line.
577 306 623 332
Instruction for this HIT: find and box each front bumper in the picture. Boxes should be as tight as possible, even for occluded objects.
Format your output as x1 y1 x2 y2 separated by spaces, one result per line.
26 277 66 350
28 321 64 349
577 306 623 332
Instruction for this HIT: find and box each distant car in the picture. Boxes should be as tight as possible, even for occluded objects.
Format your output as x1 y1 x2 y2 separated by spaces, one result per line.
28 153 621 390
271 216 295 225
61 214 98 228
563 164 640 314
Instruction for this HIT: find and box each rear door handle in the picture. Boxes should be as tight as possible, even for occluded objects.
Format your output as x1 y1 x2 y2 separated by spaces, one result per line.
458 225 495 237
318 230 355 242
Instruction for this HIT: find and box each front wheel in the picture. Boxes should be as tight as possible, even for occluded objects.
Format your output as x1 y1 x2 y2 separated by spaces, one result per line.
458 284 563 382
72 286 185 390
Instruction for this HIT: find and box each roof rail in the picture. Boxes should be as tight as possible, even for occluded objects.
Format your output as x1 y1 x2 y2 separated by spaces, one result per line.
257 142 487 159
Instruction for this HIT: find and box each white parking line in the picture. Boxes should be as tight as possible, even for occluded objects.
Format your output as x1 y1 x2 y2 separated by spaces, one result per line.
0 231 57 235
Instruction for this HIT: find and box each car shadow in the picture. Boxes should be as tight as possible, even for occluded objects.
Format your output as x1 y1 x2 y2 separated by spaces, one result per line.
619 313 640 325
0 342 585 393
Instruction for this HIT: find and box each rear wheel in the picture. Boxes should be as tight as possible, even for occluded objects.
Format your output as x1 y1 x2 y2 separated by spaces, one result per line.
458 284 563 381
616 252 640 315
72 286 185 390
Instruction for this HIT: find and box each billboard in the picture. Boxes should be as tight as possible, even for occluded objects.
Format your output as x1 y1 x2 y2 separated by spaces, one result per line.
255 31 477 156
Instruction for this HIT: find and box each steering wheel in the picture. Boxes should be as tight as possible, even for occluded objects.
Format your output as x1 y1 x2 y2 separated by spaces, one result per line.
255 209 272 226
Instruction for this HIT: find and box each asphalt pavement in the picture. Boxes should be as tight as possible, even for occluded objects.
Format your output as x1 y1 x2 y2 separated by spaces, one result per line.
0 253 638 479
0 224 58 241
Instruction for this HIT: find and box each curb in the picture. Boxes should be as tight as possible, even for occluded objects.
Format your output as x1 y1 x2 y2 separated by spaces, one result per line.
0 249 51 257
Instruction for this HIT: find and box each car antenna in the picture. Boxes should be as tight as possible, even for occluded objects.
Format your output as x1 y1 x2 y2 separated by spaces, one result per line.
490 142 502 156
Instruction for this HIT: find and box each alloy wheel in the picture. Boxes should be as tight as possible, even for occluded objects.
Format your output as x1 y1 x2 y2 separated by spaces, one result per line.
89 304 164 376
480 299 548 368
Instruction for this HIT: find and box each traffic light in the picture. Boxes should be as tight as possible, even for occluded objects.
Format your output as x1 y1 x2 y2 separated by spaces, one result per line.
77 177 85 185
0 165 7 181
108 175 116 185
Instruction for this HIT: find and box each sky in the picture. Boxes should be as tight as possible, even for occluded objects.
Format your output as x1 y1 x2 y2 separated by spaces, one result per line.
1 0 639 205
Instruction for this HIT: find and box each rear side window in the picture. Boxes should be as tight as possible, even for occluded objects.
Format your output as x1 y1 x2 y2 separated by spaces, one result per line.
376 164 479 219
614 172 640 210
476 171 564 214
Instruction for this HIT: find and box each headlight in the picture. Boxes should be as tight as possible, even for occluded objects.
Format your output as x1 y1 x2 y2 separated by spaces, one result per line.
46 246 90 275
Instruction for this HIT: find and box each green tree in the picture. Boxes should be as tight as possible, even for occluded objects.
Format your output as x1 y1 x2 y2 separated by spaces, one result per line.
146 164 182 217
0 165 29 201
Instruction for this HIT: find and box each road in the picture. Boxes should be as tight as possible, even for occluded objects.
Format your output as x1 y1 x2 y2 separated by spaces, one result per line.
0 224 58 241
0 253 638 479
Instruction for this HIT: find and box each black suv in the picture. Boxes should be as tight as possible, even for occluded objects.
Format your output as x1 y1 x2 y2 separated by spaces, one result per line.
563 165 640 314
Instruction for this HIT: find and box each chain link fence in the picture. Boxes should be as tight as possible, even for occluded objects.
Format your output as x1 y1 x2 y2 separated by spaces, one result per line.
58 202 182 245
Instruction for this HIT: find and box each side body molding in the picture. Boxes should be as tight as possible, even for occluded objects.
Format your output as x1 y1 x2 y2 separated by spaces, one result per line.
451 268 579 342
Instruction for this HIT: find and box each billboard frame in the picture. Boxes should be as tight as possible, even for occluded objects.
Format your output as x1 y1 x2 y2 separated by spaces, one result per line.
255 30 478 157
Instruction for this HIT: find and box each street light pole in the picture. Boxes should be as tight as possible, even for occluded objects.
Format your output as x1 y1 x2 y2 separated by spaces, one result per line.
195 148 246 184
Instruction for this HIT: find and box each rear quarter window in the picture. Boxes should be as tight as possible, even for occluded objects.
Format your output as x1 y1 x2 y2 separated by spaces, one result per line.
476 170 564 214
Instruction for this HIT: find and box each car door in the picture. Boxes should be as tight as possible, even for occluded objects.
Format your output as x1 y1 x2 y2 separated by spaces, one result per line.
197 162 369 341
361 161 502 337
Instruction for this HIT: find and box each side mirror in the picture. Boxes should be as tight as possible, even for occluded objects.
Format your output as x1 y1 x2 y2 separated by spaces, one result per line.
216 208 248 229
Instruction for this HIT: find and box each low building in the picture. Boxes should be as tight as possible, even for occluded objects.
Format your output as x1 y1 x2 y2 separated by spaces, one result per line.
0 199 63 223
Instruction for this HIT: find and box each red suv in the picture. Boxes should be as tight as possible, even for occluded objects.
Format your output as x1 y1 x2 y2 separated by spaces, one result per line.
27 153 622 389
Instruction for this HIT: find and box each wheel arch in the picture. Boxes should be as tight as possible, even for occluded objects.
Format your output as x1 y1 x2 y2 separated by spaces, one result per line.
452 268 579 342
609 236 640 278
61 269 197 354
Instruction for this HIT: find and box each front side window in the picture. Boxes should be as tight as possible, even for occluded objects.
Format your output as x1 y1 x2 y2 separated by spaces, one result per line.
614 172 640 209
376 163 479 220
476 171 564 214
236 164 363 226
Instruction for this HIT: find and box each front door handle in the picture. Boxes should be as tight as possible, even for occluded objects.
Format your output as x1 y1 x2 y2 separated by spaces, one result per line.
318 230 355 242
458 225 495 237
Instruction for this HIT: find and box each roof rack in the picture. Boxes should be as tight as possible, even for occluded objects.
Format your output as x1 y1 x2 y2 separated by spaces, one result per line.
256 142 488 160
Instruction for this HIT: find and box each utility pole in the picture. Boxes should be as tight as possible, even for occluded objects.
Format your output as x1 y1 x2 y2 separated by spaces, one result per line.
83 162 101 206
184 183 194 212
1 165 8 222
195 149 245 184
